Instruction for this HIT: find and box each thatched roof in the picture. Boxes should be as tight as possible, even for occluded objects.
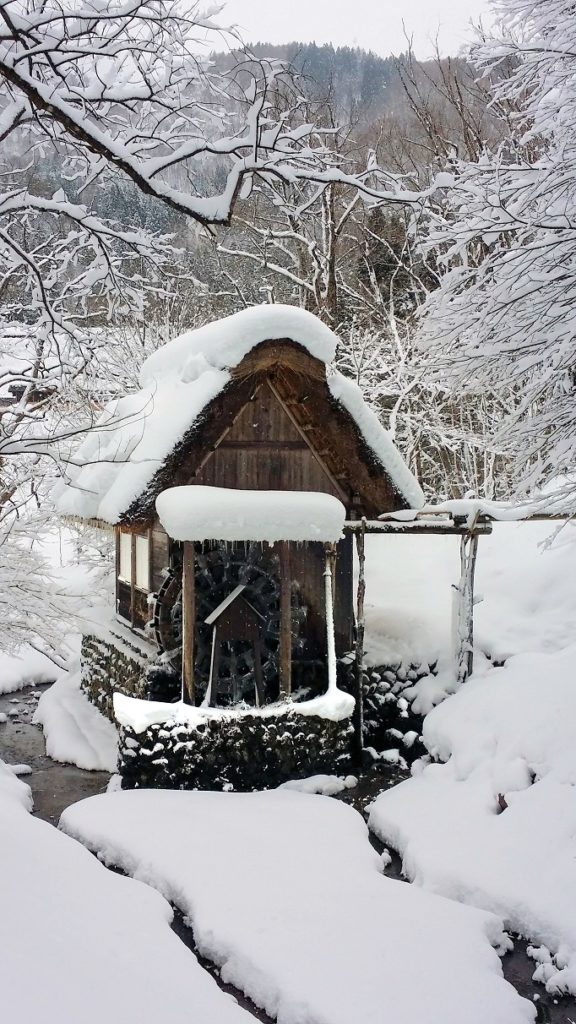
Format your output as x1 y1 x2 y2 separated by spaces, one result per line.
55 305 424 526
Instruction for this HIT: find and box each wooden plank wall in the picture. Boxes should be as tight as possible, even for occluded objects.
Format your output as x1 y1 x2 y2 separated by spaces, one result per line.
146 380 356 664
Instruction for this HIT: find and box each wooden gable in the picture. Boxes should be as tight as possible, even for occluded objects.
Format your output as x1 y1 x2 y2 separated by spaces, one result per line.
192 380 347 500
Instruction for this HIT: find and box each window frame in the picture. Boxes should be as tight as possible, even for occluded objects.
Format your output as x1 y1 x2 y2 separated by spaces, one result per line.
116 528 151 630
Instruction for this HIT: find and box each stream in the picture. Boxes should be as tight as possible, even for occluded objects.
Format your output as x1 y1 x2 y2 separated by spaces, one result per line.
1 687 574 1024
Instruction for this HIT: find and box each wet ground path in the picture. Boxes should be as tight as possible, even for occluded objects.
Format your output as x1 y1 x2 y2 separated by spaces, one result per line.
1 690 574 1023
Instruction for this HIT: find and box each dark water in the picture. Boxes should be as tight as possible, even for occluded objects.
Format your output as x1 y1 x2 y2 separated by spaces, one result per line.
0 683 109 823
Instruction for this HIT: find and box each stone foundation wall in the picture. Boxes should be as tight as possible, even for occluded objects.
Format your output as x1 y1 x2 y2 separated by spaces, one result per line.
360 663 428 764
119 710 353 791
81 625 153 721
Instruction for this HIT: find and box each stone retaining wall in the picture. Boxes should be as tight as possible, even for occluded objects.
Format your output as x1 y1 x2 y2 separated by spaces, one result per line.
119 710 353 791
81 626 153 721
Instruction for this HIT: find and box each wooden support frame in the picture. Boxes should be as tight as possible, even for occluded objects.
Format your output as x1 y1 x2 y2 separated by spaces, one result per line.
278 541 292 699
352 519 366 768
181 540 195 704
344 514 487 688
324 543 338 693
454 529 479 684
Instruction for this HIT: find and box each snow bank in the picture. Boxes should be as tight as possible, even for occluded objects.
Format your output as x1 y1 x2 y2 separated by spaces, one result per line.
139 304 340 384
0 760 252 1024
34 671 118 772
369 644 576 996
0 757 32 812
61 789 533 1024
156 486 346 543
0 648 57 695
113 687 355 734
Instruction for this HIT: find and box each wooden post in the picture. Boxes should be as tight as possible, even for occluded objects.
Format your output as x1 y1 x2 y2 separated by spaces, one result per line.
453 528 479 684
353 519 366 767
130 532 136 628
279 541 292 699
181 541 195 704
324 543 338 693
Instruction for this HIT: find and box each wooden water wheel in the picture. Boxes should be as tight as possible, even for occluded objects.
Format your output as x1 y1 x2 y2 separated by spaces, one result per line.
151 543 287 705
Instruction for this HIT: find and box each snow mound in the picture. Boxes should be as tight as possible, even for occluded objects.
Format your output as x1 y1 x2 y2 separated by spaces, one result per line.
361 521 576 682
0 758 251 1024
61 789 533 1024
34 671 118 772
0 758 32 812
369 643 576 997
278 774 357 795
156 486 346 543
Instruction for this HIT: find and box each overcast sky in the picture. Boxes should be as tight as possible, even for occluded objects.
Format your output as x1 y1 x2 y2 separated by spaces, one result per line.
222 0 492 58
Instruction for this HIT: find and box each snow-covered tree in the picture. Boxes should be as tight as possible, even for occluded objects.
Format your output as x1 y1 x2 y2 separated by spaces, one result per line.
0 1 437 658
417 0 576 511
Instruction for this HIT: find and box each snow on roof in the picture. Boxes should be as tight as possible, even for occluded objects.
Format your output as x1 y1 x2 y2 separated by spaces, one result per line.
139 304 339 385
156 486 346 543
55 366 229 523
56 304 422 524
327 370 425 510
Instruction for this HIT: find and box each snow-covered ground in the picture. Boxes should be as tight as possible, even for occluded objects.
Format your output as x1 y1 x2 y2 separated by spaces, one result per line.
362 520 576 707
366 521 576 997
0 758 253 1024
34 670 118 772
61 788 534 1024
0 649 57 695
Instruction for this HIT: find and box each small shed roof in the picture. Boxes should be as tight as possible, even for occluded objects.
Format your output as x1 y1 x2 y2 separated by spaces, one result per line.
156 486 347 544
55 305 424 524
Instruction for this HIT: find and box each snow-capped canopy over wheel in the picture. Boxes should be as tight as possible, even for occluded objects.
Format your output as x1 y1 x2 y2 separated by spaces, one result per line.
55 304 424 525
156 487 347 544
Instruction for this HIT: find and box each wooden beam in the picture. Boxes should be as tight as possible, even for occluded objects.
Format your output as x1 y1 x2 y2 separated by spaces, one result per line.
278 541 292 699
130 533 136 628
181 541 195 705
344 519 492 536
115 528 120 618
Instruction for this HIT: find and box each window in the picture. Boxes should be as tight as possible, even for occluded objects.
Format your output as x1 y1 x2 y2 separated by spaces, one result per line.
135 534 149 590
118 530 149 591
119 531 132 582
